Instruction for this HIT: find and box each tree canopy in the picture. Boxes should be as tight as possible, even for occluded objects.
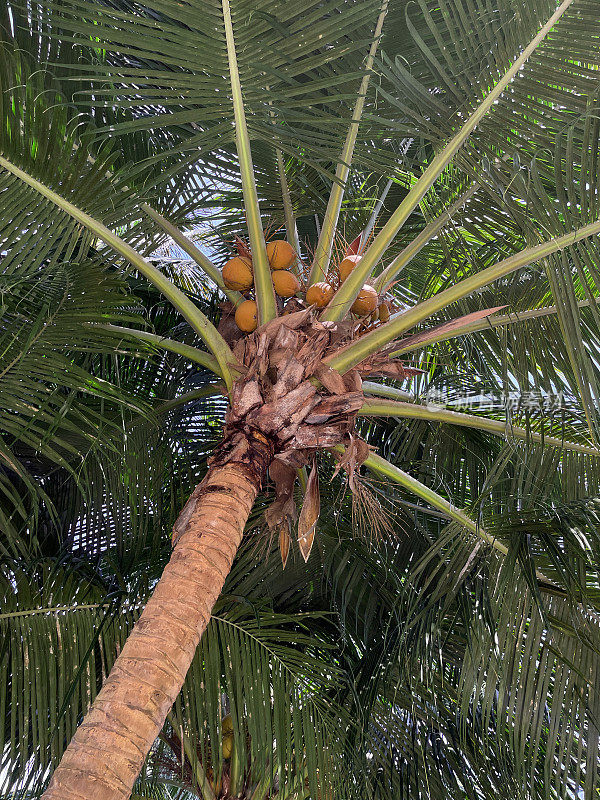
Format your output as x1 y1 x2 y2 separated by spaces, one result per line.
1 0 600 797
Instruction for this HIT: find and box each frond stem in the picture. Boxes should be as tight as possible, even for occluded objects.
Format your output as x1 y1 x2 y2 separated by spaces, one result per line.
0 154 237 389
362 178 394 248
354 450 560 591
308 0 389 285
390 297 600 357
222 0 276 323
359 398 600 456
275 148 301 258
327 215 600 374
88 324 223 375
141 204 243 306
373 183 477 293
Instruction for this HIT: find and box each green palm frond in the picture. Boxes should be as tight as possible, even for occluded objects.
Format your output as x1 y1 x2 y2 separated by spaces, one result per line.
168 603 346 800
317 497 600 800
0 256 153 558
0 560 116 794
0 548 350 799
28 0 385 179
368 0 600 437
0 43 236 385
0 44 146 270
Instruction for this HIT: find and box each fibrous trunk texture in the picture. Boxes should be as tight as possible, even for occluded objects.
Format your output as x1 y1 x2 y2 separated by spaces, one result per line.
42 438 271 800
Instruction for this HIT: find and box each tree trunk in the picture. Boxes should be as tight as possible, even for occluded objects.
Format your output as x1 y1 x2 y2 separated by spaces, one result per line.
42 438 271 800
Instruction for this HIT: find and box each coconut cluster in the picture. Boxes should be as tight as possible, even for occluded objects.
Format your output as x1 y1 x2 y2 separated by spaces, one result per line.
222 239 299 333
221 238 392 334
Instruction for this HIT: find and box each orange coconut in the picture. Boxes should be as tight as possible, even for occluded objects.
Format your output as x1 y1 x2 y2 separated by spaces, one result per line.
351 285 378 316
338 254 362 282
222 256 253 292
306 282 334 308
272 270 300 298
234 299 258 332
266 239 295 270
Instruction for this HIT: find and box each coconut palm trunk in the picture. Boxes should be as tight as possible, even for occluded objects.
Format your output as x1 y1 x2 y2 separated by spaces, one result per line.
42 440 271 800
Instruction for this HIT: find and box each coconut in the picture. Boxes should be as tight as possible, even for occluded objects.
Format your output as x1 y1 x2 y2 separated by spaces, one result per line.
272 270 300 298
378 301 391 322
306 282 334 308
222 715 233 735
266 239 295 270
222 732 234 760
222 256 253 292
338 254 362 282
234 299 258 332
351 285 378 316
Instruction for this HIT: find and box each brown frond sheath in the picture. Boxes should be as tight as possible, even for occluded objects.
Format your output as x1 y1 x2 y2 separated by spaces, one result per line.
298 461 320 561
332 434 372 494
265 460 297 569
345 231 364 257
223 307 363 456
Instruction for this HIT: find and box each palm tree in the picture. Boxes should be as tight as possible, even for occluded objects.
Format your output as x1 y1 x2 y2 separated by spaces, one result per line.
0 260 361 799
2 0 600 797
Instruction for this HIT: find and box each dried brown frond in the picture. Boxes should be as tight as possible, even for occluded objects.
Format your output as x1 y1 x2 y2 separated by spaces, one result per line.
262 219 284 242
349 472 395 543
